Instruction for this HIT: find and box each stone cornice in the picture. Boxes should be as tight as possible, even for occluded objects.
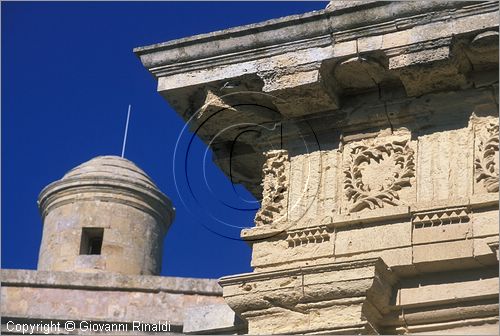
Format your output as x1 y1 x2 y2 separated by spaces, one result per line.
38 176 175 228
219 258 398 334
219 257 389 285
383 267 499 332
134 1 493 78
241 189 499 242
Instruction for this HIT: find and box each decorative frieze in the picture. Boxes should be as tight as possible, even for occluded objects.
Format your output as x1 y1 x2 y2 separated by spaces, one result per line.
286 227 330 248
411 207 474 259
413 207 470 229
254 150 289 227
343 139 415 212
475 122 499 193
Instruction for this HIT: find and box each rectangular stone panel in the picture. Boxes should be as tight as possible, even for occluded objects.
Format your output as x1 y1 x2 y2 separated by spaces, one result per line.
413 224 471 245
412 207 472 245
340 133 416 216
472 207 499 238
334 247 413 273
397 278 498 307
335 220 412 256
416 127 473 203
287 150 323 225
413 240 474 264
250 228 334 269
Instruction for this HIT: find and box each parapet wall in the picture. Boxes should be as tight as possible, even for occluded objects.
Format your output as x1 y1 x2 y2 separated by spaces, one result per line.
1 269 231 334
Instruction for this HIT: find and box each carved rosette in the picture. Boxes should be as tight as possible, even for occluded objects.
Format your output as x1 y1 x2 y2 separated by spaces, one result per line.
255 150 289 226
343 139 415 212
475 122 499 193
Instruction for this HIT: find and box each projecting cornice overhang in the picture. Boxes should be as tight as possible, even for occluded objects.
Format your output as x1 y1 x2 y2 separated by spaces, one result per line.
135 1 482 74
135 1 496 82
135 1 499 197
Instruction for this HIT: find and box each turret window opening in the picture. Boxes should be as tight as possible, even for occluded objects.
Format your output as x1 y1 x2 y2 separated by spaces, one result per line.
80 228 104 255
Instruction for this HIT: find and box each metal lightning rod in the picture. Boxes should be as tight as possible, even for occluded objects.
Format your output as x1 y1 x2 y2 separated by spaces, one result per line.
121 104 132 158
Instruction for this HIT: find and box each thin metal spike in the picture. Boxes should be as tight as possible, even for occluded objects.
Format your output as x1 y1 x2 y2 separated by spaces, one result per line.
121 104 132 158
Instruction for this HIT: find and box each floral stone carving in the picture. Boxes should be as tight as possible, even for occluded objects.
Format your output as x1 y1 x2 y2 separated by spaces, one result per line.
255 150 289 226
475 122 499 193
344 139 415 212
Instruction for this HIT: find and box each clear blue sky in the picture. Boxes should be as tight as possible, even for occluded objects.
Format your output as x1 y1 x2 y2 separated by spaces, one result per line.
2 1 327 278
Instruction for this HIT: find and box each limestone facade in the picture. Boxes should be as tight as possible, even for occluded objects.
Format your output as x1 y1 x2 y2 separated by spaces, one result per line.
136 1 499 334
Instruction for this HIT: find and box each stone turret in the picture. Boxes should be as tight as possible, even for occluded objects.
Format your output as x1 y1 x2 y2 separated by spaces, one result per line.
37 156 174 275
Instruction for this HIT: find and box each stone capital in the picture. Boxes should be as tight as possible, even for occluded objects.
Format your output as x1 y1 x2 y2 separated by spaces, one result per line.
219 258 398 334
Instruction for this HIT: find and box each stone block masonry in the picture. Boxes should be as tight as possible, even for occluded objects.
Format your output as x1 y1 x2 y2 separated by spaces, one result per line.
136 1 499 334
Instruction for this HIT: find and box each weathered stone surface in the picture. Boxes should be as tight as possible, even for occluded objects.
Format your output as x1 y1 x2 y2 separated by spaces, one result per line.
254 150 289 228
1 269 223 294
183 304 246 334
384 267 499 333
132 1 500 334
1 269 223 331
135 1 500 199
220 258 397 334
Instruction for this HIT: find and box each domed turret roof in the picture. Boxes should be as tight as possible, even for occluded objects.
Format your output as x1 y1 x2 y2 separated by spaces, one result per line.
62 155 159 190
38 155 174 224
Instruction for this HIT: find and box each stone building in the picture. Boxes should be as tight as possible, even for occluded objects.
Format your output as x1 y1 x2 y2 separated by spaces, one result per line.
1 156 240 334
134 1 499 334
2 1 499 335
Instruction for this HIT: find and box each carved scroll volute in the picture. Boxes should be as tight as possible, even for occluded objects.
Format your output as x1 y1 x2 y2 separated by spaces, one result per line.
254 150 290 227
343 137 416 213
475 121 499 193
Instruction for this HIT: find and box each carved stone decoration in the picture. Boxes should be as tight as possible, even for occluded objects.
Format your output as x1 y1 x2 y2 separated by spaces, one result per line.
475 122 499 192
255 150 289 226
344 139 415 212
413 207 470 229
286 227 330 248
